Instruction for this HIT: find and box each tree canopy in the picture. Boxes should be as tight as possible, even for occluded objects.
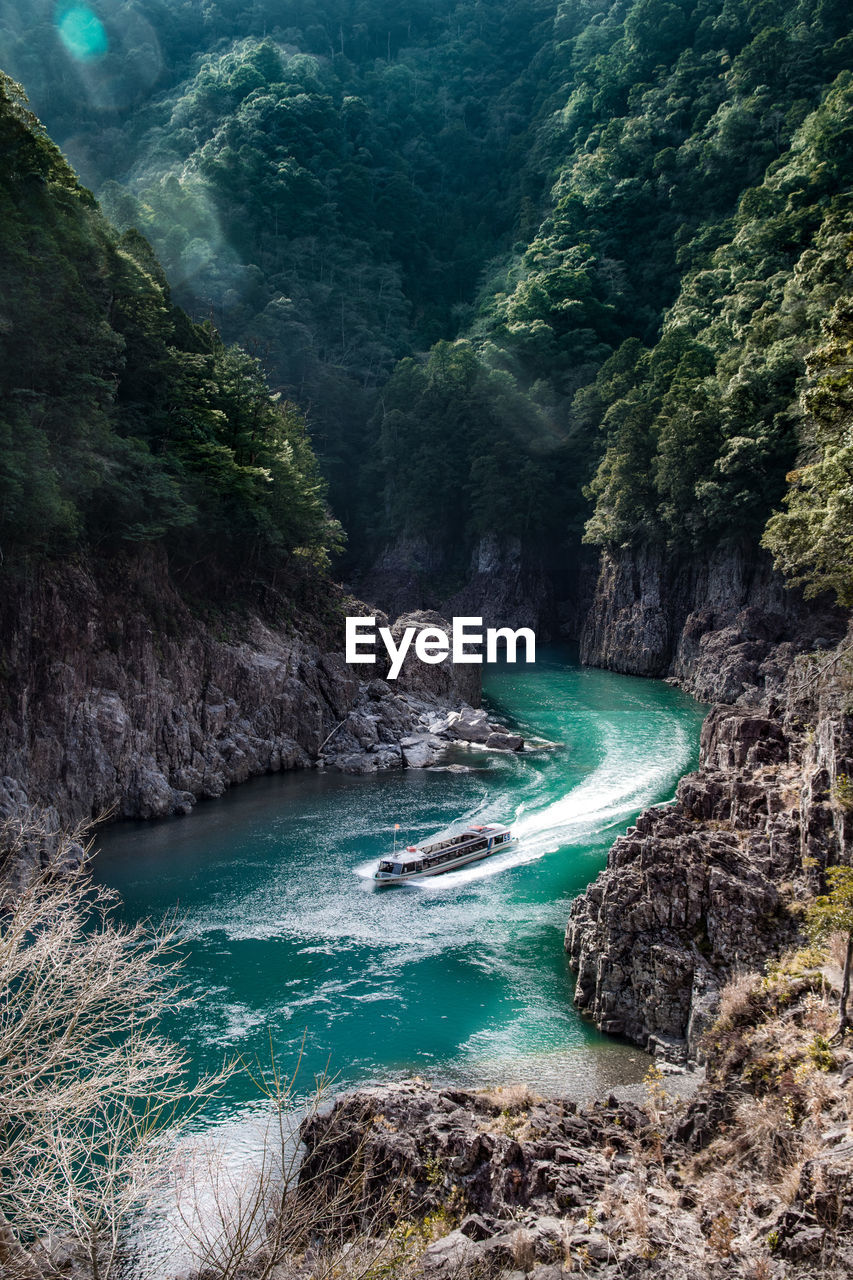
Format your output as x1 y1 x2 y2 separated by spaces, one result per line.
1 0 852 600
0 73 341 582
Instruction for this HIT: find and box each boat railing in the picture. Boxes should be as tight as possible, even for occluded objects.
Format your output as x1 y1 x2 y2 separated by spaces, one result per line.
423 836 488 865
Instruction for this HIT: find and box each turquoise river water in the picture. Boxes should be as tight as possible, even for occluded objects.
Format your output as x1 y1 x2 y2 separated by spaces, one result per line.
94 648 706 1133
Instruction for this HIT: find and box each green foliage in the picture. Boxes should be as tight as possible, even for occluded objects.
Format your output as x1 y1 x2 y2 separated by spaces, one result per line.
808 1033 835 1070
2 0 853 583
833 774 853 811
369 340 566 560
581 73 853 551
762 260 853 605
80 10 555 536
806 866 853 945
0 74 340 577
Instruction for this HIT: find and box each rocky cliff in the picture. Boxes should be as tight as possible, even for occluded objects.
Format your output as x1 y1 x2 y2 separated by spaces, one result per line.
0 551 508 830
356 533 559 636
580 544 844 699
297 1016 853 1279
566 625 853 1059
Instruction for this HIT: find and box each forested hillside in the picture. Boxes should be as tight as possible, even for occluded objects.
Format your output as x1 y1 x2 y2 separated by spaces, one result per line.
0 73 340 586
1 0 851 606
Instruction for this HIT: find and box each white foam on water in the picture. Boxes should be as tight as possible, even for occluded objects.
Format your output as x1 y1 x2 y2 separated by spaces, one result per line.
401 712 693 889
182 697 696 936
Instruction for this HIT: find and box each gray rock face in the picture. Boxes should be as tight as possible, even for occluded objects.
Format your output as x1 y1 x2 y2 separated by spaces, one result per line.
0 776 84 888
298 1072 853 1280
300 1079 645 1232
357 534 555 636
443 534 553 634
0 553 485 824
580 544 845 697
377 610 482 707
448 707 493 743
566 627 853 1058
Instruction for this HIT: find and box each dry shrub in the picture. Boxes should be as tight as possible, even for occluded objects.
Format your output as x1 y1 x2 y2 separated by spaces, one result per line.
708 1211 735 1257
828 929 850 972
510 1227 537 1271
729 1096 801 1176
801 989 835 1034
177 1066 418 1280
0 818 226 1280
694 1168 742 1223
802 1067 837 1120
716 970 761 1028
609 1181 650 1248
480 1083 536 1111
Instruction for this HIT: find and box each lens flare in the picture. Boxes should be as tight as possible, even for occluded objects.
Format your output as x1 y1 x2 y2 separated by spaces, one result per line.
56 5 108 62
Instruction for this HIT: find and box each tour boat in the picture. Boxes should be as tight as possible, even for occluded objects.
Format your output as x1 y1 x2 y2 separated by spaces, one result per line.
373 823 517 885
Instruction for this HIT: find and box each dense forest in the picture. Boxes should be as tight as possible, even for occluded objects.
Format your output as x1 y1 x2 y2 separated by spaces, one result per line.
1 0 851 605
0 73 341 585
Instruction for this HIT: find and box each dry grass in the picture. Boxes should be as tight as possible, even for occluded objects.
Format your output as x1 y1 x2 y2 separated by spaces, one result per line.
478 1083 537 1111
715 969 761 1028
828 929 850 971
509 1226 537 1271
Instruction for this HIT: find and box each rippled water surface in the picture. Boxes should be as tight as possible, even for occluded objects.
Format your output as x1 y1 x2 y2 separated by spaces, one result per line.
94 649 705 1114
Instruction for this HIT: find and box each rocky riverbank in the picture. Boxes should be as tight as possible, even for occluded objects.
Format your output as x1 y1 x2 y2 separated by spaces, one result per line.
277 619 853 1280
297 984 853 1279
0 553 525 846
566 625 853 1060
579 544 845 700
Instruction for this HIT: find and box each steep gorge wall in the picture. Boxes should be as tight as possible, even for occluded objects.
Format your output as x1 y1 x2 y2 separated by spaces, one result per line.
579 544 843 700
357 533 563 636
567 618 853 1059
0 550 481 828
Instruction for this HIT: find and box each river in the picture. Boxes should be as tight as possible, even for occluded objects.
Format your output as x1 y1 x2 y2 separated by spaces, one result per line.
94 647 705 1129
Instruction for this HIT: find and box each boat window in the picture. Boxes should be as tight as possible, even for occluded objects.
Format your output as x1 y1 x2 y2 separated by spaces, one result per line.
402 862 417 873
378 861 394 872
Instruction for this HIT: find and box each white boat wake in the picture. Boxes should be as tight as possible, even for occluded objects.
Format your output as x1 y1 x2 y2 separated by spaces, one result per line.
401 714 693 889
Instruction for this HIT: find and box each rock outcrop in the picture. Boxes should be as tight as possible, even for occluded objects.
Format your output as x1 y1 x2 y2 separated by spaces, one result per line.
566 628 853 1059
580 544 844 698
357 534 557 636
298 1046 853 1279
0 776 85 889
0 553 495 826
300 1079 650 1267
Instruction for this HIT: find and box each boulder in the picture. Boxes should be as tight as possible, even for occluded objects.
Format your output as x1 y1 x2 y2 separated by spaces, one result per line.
486 732 524 751
448 708 492 744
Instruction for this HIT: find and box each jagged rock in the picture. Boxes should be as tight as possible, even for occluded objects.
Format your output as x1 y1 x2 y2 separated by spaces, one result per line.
292 1058 853 1280
419 1230 483 1274
0 555 492 822
580 543 844 698
400 735 445 769
300 1080 642 1233
0 777 85 887
566 625 853 1056
780 1227 827 1260
377 610 482 708
448 708 492 744
486 732 524 751
459 1214 494 1241
357 533 553 636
